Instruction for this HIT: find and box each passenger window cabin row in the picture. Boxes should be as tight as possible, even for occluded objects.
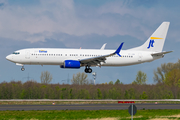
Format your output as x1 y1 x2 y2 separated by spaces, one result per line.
31 53 133 58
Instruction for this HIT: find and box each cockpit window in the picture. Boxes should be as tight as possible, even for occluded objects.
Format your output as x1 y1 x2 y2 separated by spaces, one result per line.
13 52 20 55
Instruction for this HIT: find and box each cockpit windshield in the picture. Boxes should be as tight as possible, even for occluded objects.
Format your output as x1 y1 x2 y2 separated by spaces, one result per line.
13 52 20 55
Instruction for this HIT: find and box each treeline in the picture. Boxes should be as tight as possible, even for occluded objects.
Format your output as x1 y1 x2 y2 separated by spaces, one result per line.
0 81 179 99
1 60 180 99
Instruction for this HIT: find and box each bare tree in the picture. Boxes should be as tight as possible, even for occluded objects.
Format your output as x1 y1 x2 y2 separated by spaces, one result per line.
71 72 89 85
40 71 53 84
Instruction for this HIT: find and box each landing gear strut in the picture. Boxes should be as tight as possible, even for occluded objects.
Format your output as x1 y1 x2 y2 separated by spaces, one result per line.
21 66 25 71
84 66 92 73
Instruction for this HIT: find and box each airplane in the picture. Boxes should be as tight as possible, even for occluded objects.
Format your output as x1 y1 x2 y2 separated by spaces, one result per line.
6 22 172 73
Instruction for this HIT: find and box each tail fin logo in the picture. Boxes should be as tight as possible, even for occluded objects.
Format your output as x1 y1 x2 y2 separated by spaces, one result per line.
147 40 155 49
147 37 163 49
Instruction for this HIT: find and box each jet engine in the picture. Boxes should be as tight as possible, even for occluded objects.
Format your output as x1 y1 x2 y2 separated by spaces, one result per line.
60 60 80 68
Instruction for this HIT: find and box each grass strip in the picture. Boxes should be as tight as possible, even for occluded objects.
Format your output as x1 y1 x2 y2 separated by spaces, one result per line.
0 109 180 120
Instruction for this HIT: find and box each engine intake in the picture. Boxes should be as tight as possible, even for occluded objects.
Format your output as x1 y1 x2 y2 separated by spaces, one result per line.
60 60 80 68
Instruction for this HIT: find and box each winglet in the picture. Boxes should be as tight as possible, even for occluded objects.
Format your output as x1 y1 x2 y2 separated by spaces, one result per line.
100 43 107 50
114 42 124 57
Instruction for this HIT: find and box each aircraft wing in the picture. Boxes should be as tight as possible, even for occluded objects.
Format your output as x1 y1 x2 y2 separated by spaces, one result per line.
80 42 124 66
151 51 173 56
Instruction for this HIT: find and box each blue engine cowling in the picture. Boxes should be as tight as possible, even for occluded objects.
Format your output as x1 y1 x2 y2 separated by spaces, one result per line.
60 60 81 68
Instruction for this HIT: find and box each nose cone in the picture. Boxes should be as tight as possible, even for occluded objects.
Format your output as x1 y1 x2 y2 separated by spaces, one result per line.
6 55 11 61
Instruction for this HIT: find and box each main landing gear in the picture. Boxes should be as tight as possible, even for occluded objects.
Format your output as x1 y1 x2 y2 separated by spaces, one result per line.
84 66 92 73
21 66 25 71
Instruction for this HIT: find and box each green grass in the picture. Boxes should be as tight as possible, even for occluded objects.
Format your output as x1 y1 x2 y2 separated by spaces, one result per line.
0 109 180 120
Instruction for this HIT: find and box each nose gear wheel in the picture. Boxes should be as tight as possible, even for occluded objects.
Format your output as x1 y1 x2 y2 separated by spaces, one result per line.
21 66 25 71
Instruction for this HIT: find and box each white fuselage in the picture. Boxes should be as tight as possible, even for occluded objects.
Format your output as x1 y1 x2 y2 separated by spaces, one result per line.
6 48 162 67
6 22 171 72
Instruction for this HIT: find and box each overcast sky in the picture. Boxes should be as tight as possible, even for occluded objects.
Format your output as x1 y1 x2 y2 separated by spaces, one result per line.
1 0 180 84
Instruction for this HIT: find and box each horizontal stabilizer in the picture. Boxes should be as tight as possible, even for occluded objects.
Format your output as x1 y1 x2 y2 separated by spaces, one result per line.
151 51 173 56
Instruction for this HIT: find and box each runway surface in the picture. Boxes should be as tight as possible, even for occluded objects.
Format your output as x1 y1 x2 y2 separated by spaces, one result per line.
0 103 180 111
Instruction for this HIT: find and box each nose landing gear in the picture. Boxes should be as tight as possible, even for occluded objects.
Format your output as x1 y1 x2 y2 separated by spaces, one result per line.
84 66 92 73
21 66 25 71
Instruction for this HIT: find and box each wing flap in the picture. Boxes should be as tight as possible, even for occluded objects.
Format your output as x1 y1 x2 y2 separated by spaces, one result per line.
80 55 107 66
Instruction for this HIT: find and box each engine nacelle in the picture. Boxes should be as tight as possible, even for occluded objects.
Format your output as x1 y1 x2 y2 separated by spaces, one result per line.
60 60 80 68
